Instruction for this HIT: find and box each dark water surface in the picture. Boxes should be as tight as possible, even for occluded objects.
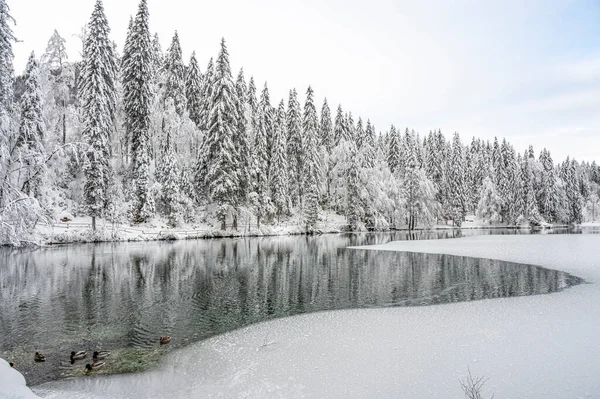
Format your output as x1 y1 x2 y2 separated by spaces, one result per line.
0 229 587 385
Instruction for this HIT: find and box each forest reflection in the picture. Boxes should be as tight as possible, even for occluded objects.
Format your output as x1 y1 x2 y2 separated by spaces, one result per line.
0 231 583 385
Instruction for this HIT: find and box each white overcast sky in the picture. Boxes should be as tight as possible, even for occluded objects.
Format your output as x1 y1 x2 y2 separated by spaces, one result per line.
10 0 600 163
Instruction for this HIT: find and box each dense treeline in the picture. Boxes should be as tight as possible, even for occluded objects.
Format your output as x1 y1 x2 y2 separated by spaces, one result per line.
1 0 599 245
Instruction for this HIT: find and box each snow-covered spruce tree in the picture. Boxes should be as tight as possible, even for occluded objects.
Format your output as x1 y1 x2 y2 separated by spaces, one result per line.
537 148 558 222
346 143 361 230
17 53 46 201
233 68 251 210
333 104 346 146
355 117 365 150
121 16 134 159
259 82 275 171
302 86 320 231
246 76 258 139
163 31 186 116
185 51 202 128
80 0 118 230
319 97 333 153
269 100 289 220
150 32 163 87
251 107 270 227
156 98 181 226
203 38 240 230
445 132 468 224
124 0 155 223
362 119 376 168
345 111 355 144
477 176 502 223
386 125 400 174
563 158 583 224
198 57 214 132
0 0 15 112
286 88 303 207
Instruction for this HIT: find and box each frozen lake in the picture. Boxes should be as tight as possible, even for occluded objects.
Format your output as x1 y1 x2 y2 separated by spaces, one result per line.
0 228 598 398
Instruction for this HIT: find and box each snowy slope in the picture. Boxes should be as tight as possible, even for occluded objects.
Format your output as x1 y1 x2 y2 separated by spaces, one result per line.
29 234 600 398
0 358 40 399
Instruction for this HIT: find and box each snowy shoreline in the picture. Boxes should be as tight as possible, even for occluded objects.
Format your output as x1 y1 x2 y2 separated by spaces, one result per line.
31 217 577 246
17 233 599 399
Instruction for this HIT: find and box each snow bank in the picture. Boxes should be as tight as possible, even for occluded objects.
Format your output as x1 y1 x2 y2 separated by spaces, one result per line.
32 234 600 398
0 358 40 399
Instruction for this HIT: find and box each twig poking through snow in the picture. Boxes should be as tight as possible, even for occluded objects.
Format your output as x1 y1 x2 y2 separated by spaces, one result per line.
460 367 495 399
257 331 276 351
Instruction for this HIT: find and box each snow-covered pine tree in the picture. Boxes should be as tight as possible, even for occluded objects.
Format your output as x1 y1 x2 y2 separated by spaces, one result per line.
446 132 468 224
163 31 186 115
345 112 355 144
302 86 320 231
286 88 303 207
269 100 289 220
185 51 202 128
17 52 46 201
156 98 181 226
477 176 502 223
564 158 583 224
0 0 15 113
538 148 557 222
386 125 400 174
41 30 68 71
319 97 333 153
333 105 346 146
198 57 214 133
259 82 275 172
41 29 73 145
124 0 155 223
80 0 118 230
121 16 134 158
346 142 361 230
251 106 269 227
204 38 240 230
362 119 376 168
355 117 365 149
247 76 258 138
150 32 163 87
233 68 251 206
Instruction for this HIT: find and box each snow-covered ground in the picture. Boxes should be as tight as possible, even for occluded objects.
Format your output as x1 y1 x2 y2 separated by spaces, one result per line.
0 358 39 399
3 234 591 398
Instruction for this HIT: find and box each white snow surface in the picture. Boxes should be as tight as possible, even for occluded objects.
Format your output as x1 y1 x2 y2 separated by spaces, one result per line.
0 358 40 399
4 234 597 398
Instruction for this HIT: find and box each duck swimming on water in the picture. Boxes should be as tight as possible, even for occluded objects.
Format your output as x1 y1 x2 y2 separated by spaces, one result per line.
84 361 105 373
159 336 171 344
70 351 87 364
34 352 46 362
92 351 110 360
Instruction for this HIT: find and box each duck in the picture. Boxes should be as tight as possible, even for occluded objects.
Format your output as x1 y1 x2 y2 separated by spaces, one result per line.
9 362 15 368
70 351 87 364
92 351 110 361
34 352 46 362
83 361 105 373
159 336 171 345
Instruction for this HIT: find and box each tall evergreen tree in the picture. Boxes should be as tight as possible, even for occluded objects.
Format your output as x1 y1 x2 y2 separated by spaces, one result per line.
163 31 186 115
387 125 400 173
198 57 214 132
185 51 202 128
270 100 289 219
446 132 468 223
124 0 154 223
157 98 181 226
17 53 45 200
203 38 240 230
0 0 15 114
286 88 303 207
302 86 320 230
80 0 118 230
333 104 346 146
259 82 275 171
233 68 250 205
319 98 333 152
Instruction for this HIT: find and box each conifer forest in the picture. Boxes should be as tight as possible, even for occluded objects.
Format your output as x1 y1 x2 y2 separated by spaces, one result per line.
1 0 599 246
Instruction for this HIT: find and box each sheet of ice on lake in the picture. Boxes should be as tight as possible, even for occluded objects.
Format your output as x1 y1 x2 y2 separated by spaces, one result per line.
30 235 600 398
